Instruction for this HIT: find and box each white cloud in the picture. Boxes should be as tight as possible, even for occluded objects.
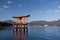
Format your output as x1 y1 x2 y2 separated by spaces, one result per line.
18 4 22 7
3 5 9 8
40 0 42 1
46 10 60 13
7 1 12 4
54 10 60 12
51 1 58 4
57 6 60 8
46 10 53 12
39 11 43 13
0 8 4 11
55 1 58 4
14 4 22 7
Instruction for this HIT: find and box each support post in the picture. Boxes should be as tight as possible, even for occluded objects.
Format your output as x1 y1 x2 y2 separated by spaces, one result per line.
12 23 14 32
15 18 19 31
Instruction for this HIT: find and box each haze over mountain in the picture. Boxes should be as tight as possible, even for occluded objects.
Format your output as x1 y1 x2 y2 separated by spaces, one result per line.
0 19 60 26
4 20 14 23
29 20 60 26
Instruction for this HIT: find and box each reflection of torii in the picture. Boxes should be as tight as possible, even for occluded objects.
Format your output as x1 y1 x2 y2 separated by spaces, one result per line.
12 28 28 40
12 15 30 31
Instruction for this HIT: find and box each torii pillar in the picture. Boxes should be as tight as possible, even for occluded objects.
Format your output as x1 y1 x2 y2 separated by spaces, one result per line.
12 15 30 32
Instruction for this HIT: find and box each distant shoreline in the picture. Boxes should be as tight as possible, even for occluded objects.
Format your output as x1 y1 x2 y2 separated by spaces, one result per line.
29 25 60 26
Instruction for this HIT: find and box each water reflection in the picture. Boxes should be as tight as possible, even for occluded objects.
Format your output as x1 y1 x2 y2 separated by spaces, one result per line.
12 29 28 40
1 26 60 40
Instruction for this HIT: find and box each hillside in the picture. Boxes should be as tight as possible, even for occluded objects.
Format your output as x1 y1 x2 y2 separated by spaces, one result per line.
29 20 60 26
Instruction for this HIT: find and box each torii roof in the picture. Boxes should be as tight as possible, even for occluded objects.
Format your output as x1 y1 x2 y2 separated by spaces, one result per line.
13 15 30 18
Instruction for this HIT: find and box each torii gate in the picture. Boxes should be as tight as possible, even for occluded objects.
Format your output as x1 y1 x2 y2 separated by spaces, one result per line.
12 15 30 31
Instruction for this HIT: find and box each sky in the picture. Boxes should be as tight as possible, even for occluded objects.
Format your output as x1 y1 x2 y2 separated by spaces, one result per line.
0 0 60 22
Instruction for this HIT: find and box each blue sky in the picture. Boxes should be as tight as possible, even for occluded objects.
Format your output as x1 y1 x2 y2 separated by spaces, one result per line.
0 0 60 22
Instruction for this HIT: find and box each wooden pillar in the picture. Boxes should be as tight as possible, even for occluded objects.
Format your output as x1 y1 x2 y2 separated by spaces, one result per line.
12 23 14 32
19 23 23 31
26 23 28 30
23 24 25 32
15 18 19 31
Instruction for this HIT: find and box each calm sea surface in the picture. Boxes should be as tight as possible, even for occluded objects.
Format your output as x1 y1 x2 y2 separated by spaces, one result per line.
0 26 60 40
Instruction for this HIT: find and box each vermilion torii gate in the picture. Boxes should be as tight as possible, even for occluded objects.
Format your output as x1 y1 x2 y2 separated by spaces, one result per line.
12 15 30 31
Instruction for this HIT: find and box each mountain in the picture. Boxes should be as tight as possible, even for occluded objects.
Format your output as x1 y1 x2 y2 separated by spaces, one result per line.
29 20 60 26
0 20 14 26
1 19 60 26
4 20 14 24
0 21 12 26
